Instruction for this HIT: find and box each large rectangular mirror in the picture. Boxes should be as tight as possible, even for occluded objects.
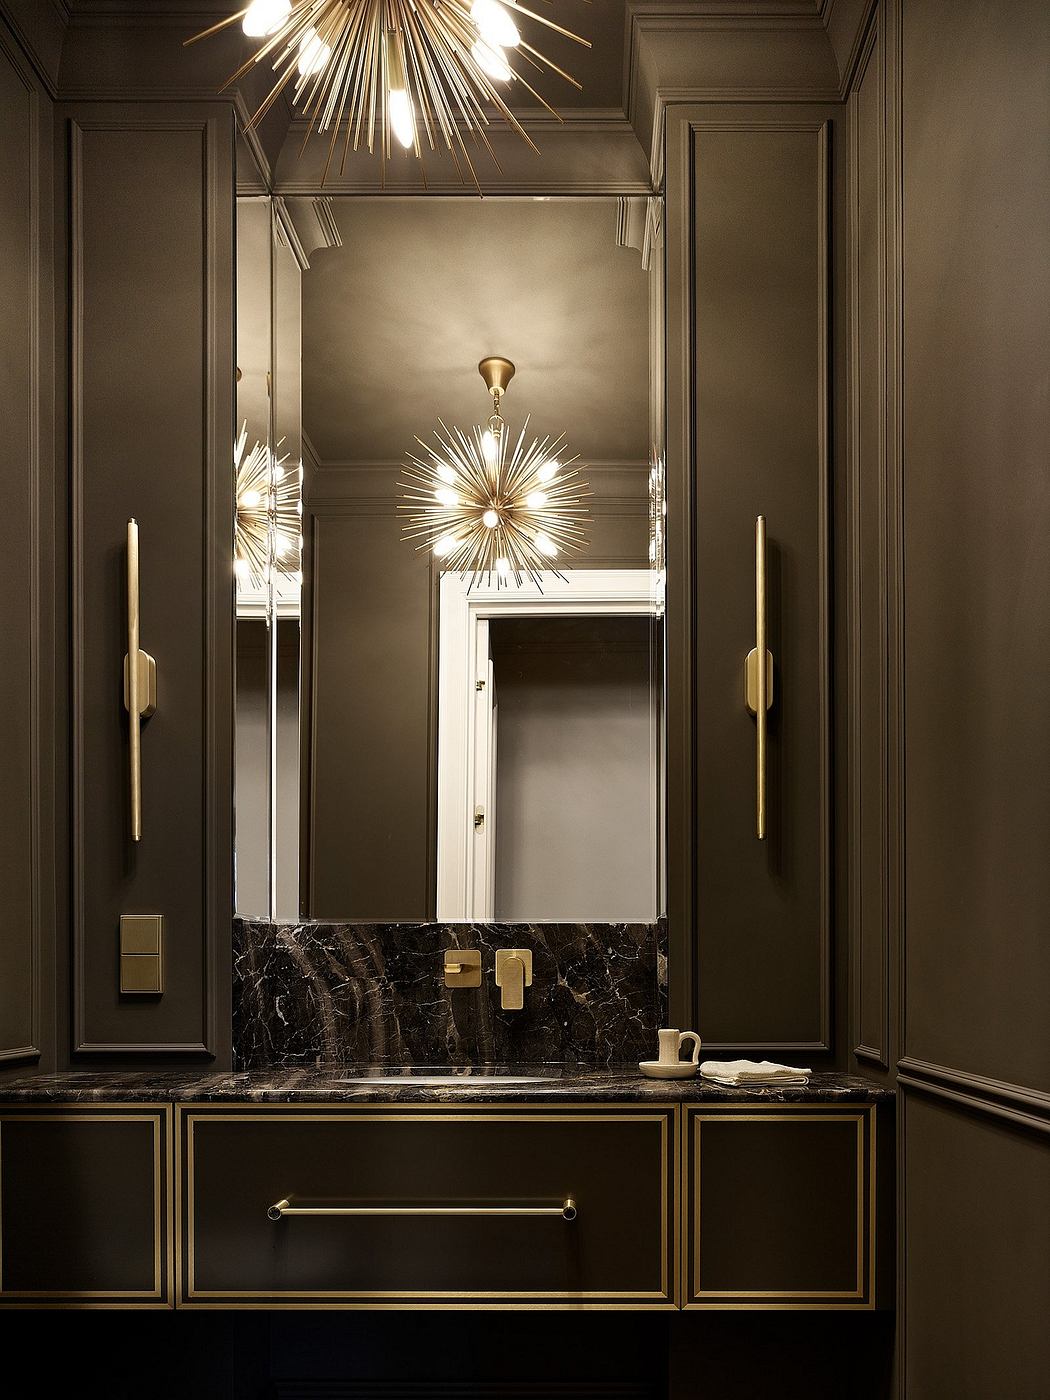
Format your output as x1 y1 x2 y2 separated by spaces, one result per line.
235 194 665 924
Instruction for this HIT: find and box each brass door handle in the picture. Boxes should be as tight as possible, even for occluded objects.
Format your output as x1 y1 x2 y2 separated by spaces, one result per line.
267 1197 577 1221
124 519 157 842
744 515 774 840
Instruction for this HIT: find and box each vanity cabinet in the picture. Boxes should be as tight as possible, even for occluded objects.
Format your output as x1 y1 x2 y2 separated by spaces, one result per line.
177 1105 677 1308
0 1106 172 1307
0 1095 886 1311
682 1105 877 1309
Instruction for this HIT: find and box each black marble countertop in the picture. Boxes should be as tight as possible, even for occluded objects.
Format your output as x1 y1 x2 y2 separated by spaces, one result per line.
0 1067 893 1104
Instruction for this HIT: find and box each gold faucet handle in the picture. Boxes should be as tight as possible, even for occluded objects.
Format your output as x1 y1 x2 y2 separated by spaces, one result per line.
495 949 533 1011
443 948 482 988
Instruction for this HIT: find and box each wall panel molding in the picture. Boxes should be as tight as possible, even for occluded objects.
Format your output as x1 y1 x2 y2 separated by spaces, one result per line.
846 12 890 1071
665 108 838 1054
67 105 233 1059
0 20 56 1070
898 1058 1050 1137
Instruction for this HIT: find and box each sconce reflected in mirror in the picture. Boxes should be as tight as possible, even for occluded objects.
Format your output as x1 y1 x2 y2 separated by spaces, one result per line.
398 356 591 589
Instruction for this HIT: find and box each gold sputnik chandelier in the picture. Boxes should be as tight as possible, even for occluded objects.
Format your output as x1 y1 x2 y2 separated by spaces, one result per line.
399 356 589 588
234 423 303 587
188 1 590 185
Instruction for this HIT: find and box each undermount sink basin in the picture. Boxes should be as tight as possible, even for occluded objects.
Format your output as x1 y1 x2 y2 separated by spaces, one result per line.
335 1067 556 1086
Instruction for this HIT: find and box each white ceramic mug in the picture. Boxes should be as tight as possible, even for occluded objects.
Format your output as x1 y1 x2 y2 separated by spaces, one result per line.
657 1028 702 1067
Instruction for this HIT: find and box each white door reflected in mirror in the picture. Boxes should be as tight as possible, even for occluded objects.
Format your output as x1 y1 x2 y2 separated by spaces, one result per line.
436 569 660 923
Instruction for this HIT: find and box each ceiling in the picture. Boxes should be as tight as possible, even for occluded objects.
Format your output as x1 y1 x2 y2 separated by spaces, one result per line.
301 197 650 468
504 1 629 111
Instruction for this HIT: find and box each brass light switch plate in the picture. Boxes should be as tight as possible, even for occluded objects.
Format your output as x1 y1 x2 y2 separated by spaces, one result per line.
120 914 163 994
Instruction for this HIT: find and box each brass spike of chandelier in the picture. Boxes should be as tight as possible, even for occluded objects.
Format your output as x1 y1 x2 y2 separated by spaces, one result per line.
399 356 590 589
234 422 303 588
188 1 590 187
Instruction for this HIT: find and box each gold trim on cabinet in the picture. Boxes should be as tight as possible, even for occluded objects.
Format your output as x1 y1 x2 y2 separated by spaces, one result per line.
180 1107 676 1307
0 1107 171 1307
685 1106 874 1309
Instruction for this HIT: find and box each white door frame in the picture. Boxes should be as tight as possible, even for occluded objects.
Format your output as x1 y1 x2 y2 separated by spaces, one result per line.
436 569 656 921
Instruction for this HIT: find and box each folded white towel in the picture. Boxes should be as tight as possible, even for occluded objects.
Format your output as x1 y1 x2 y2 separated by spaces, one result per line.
699 1058 811 1085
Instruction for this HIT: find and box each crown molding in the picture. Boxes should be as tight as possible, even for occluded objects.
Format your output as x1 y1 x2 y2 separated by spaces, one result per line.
304 452 650 509
272 109 652 197
0 0 69 93
272 195 342 271
625 0 847 183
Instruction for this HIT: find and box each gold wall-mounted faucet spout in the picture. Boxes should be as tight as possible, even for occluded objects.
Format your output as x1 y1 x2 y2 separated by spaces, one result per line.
494 949 533 1011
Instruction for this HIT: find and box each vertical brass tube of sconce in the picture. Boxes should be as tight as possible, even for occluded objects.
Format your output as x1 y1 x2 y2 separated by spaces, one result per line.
124 519 157 841
755 515 767 839
745 515 774 840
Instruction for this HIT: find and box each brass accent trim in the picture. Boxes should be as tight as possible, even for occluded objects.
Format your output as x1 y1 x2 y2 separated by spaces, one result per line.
0 1107 170 1304
181 1108 674 1305
685 1106 874 1309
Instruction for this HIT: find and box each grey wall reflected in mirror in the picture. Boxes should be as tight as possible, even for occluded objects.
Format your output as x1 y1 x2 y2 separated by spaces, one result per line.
235 195 665 923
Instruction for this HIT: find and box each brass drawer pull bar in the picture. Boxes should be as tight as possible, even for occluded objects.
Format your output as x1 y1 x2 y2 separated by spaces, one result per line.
267 1197 578 1222
744 514 774 840
123 518 157 842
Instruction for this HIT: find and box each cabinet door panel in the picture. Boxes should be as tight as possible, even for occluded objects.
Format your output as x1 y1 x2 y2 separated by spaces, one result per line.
0 1109 170 1305
684 1106 875 1308
181 1107 675 1305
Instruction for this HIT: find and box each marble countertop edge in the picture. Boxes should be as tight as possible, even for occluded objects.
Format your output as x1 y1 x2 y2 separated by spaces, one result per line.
0 1069 894 1104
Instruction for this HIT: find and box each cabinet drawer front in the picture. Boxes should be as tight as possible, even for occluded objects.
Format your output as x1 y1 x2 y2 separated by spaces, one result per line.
180 1108 675 1305
0 1108 171 1306
684 1106 875 1309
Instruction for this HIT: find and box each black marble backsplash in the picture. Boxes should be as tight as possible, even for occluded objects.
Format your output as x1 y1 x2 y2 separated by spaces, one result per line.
233 919 667 1071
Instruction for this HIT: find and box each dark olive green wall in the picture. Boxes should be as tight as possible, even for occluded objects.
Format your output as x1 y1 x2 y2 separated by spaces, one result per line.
847 0 1050 1394
0 11 57 1079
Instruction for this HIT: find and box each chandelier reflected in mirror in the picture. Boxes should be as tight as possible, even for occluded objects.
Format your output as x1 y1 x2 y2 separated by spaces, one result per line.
234 422 303 589
188 1 590 186
399 356 590 589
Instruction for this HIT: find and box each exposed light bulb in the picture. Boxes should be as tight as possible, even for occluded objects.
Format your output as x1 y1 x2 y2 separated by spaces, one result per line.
495 557 510 575
239 490 261 508
434 534 457 558
526 490 548 510
536 532 558 557
471 0 520 48
483 509 500 529
298 27 331 77
388 87 415 150
482 429 499 469
437 464 456 484
472 37 511 82
537 460 559 482
242 0 291 38
435 487 458 507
